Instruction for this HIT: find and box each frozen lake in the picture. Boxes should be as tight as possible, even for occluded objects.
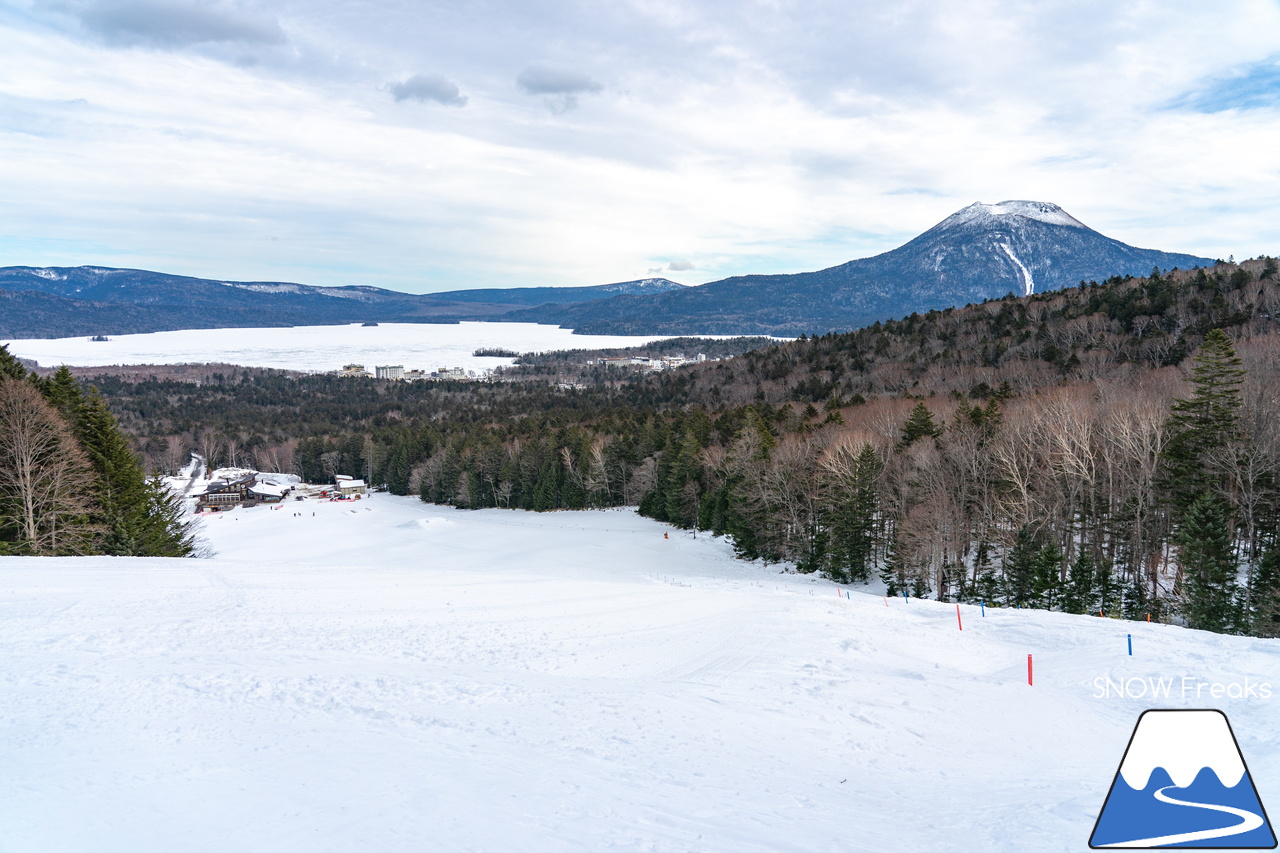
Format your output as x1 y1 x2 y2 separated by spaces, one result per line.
2 322 733 373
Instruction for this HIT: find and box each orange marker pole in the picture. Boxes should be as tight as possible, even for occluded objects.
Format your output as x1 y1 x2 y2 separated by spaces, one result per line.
1027 654 1034 686
956 604 963 631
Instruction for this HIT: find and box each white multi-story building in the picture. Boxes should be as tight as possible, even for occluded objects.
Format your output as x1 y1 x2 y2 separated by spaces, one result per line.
375 365 405 380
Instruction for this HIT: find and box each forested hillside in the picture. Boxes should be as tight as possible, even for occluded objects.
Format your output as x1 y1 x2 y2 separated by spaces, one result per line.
87 257 1280 635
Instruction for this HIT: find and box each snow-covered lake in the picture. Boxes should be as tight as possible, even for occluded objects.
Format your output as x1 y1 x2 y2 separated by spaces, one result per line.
3 495 1278 851
2 322 734 373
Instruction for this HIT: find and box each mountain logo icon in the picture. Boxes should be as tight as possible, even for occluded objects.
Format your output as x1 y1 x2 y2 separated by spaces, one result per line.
1090 709 1277 848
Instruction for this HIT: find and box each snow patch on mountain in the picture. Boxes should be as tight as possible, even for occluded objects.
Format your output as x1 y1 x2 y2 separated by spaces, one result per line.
997 242 1035 295
594 278 688 296
312 287 379 301
216 281 379 301
223 282 306 295
602 278 682 293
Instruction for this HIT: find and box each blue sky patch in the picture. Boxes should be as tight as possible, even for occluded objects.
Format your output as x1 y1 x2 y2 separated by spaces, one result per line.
1173 59 1280 112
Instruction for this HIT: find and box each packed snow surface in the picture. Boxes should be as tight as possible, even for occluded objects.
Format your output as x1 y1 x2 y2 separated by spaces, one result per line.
2 495 1278 851
2 322 731 372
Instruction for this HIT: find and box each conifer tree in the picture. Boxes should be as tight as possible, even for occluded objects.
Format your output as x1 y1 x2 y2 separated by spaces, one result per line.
128 477 200 557
664 430 703 528
822 442 881 583
531 453 563 511
1097 565 1123 617
1001 527 1039 607
1248 545 1280 638
385 438 412 495
1162 329 1246 514
880 529 905 597
40 365 84 420
974 568 1001 608
75 389 196 557
1177 492 1240 633
0 344 28 381
1122 577 1149 620
897 402 940 450
1032 541 1063 610
1061 551 1096 615
742 406 776 456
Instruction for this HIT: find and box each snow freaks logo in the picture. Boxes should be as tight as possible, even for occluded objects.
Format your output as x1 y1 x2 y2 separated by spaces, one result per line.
1089 710 1277 848
1092 676 1273 701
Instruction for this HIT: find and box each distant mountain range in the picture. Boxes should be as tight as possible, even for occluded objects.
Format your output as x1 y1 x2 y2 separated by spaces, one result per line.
0 268 686 339
511 201 1217 335
430 278 687 307
0 201 1216 339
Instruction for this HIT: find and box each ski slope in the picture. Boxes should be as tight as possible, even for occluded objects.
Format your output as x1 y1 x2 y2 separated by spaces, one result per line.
2 495 1278 852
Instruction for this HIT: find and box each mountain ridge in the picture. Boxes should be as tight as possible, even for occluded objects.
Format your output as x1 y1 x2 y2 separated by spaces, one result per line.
0 267 686 339
0 201 1216 339
508 200 1216 335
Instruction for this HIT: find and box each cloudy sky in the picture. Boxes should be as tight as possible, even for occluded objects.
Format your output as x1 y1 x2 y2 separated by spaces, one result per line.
1 0 1278 292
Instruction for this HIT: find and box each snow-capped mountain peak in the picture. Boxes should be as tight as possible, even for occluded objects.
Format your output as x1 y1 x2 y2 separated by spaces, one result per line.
946 200 1087 230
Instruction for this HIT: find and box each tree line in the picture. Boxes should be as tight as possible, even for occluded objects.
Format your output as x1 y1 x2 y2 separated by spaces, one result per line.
0 346 196 557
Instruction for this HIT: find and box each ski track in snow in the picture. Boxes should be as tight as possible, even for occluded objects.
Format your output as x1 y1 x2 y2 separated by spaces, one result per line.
2 494 1279 852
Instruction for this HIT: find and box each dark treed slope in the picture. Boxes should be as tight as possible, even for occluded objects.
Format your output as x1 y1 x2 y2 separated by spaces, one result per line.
510 201 1215 335
0 267 685 338
0 349 197 556
88 256 1280 637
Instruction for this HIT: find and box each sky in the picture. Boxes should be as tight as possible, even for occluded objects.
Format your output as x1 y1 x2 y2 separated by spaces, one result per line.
1 0 1279 293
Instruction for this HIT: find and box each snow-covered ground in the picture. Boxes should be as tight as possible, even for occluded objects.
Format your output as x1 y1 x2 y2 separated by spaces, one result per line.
2 322 736 373
2 495 1278 852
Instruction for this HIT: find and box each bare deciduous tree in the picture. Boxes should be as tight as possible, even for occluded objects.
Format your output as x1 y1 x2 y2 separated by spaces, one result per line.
0 378 99 554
